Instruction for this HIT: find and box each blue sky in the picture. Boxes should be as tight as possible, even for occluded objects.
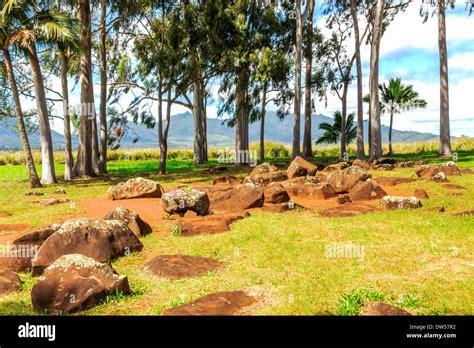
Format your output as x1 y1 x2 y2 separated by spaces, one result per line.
42 1 474 138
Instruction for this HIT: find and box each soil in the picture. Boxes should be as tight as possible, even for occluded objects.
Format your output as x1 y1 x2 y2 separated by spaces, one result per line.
142 255 224 279
318 204 380 218
161 290 256 316
360 302 411 316
0 223 31 232
175 211 250 237
452 210 474 217
374 177 418 186
0 212 12 218
81 197 170 236
441 184 468 190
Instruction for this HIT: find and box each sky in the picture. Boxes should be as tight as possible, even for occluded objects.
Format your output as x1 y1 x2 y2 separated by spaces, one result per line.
39 1 474 138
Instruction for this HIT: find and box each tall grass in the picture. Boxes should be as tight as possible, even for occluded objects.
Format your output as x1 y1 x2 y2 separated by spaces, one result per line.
0 137 472 165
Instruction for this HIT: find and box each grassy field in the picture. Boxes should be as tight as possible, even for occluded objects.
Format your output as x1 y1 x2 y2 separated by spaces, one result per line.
0 146 473 316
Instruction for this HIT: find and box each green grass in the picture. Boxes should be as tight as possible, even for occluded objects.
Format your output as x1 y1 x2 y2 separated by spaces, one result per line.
0 148 473 316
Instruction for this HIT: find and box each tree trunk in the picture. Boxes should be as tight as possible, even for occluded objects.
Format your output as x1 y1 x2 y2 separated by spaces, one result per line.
302 0 315 159
368 110 372 155
388 110 394 155
259 83 267 162
99 0 108 173
293 0 303 159
60 51 74 181
157 75 166 175
74 0 96 177
27 44 57 184
235 66 250 165
369 0 384 161
351 0 365 160
438 0 451 157
193 66 205 164
90 82 100 173
201 89 208 162
3 48 42 188
340 83 349 160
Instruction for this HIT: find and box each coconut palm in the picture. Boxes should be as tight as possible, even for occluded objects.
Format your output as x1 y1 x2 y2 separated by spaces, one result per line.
379 78 427 155
316 111 357 146
1 0 75 184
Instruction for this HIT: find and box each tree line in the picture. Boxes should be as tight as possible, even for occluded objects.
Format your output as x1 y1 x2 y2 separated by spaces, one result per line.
1 0 471 188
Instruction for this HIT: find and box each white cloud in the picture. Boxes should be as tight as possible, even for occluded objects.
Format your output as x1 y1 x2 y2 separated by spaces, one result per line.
449 52 474 71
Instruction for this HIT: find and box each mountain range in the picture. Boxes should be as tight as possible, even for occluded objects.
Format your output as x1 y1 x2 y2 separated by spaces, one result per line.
0 111 440 150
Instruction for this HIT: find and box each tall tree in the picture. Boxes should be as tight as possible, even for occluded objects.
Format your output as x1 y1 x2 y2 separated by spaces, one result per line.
302 0 315 159
421 0 454 157
98 0 108 173
350 0 365 159
74 0 96 177
379 78 427 155
292 0 313 159
368 0 384 161
1 49 42 188
2 1 75 183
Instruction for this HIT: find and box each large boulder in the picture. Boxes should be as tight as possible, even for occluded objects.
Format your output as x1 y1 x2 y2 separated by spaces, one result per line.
280 177 320 197
300 183 337 200
321 162 351 173
175 211 250 236
210 183 264 211
352 159 371 170
161 189 210 216
31 218 143 276
0 225 62 273
263 182 290 204
104 207 152 237
328 166 371 193
381 196 422 210
287 156 318 179
415 162 461 179
372 157 397 165
349 179 387 201
244 163 288 185
107 177 163 200
414 188 429 199
12 225 60 247
0 269 21 295
31 254 130 314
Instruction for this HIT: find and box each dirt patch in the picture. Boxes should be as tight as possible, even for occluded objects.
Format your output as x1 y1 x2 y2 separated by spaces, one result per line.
460 168 474 174
318 204 380 218
452 210 474 217
445 193 466 197
81 196 168 235
142 255 224 279
0 212 12 218
374 177 418 186
441 184 468 190
175 211 250 236
0 224 31 232
162 290 256 316
360 302 411 316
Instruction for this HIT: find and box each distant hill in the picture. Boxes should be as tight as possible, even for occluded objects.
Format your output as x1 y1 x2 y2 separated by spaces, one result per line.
0 118 77 151
115 111 440 148
0 111 440 150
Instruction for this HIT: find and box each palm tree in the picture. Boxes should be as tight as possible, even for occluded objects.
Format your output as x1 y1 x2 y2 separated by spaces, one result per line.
379 78 427 155
2 0 75 184
0 45 42 188
316 111 357 146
